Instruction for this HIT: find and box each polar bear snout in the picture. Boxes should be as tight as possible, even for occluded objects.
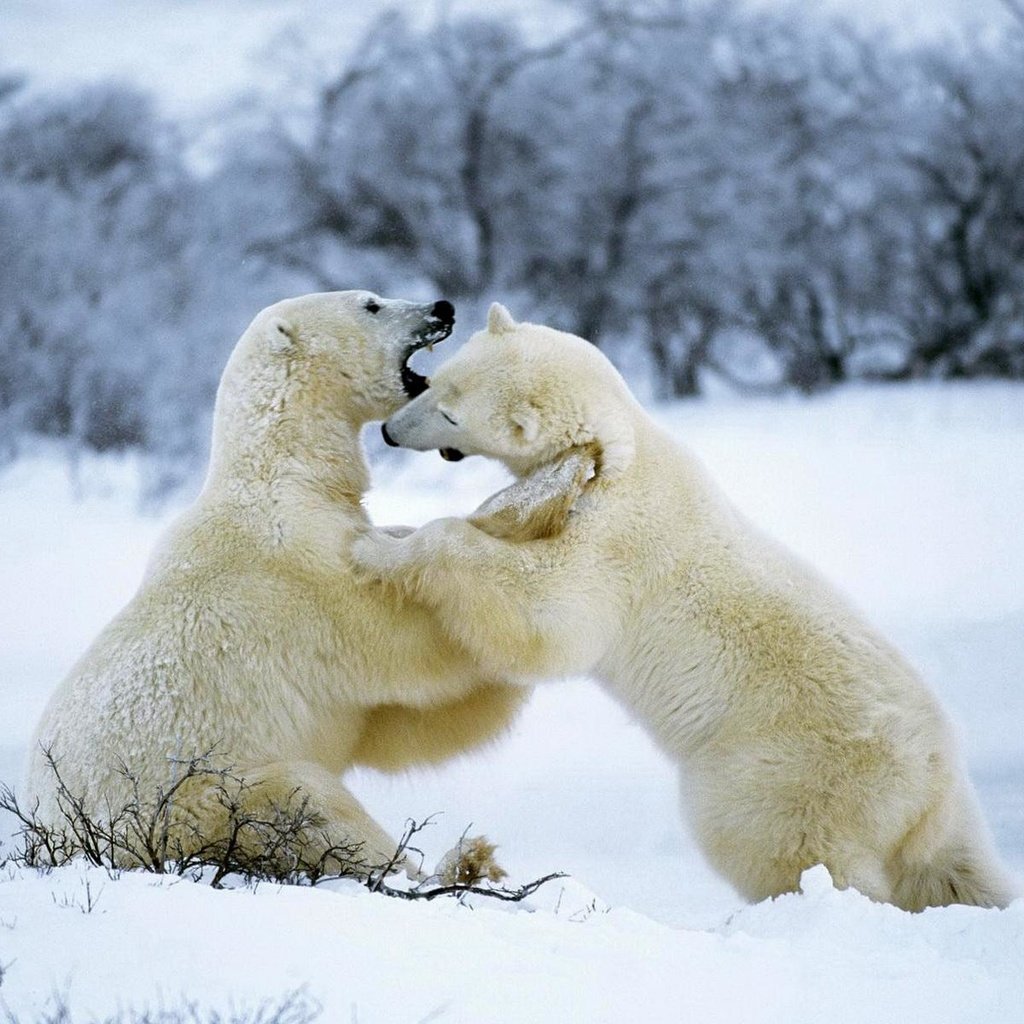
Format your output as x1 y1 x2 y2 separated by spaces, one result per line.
431 299 455 322
380 386 461 456
410 299 455 346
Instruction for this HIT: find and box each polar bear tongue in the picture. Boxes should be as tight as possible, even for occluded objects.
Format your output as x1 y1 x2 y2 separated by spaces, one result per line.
439 447 465 462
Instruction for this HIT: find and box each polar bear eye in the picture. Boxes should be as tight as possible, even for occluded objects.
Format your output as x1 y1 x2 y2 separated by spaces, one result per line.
440 410 458 426
364 300 381 314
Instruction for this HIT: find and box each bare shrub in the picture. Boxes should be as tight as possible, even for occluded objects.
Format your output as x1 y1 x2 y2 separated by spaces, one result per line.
0 751 371 888
1 988 320 1024
0 755 564 902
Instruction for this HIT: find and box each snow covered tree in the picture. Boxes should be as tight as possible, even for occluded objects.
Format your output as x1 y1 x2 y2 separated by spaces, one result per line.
4 0 1024 476
895 35 1024 378
0 83 296 485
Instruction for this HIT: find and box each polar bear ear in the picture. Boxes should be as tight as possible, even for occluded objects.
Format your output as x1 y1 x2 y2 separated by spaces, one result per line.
268 317 296 353
487 302 517 335
510 404 540 444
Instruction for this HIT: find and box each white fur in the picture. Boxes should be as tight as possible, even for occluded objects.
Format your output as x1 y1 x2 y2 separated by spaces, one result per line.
354 307 1019 909
25 291 527 873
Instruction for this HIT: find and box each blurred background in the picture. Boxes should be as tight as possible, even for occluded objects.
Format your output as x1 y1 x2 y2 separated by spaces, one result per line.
2 0 1023 495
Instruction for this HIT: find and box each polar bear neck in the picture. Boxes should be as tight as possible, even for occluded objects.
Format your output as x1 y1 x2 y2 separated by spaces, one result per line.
202 345 371 523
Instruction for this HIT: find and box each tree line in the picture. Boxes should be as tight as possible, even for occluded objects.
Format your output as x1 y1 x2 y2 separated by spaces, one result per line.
2 0 1023 482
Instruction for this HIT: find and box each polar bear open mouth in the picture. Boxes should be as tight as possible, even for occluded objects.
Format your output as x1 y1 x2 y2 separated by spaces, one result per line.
402 314 455 398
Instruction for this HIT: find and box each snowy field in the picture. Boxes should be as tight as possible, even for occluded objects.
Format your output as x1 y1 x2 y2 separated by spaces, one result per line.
1 383 1023 1022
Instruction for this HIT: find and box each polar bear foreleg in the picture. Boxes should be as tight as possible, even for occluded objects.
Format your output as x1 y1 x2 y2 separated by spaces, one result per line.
353 518 603 680
352 682 531 773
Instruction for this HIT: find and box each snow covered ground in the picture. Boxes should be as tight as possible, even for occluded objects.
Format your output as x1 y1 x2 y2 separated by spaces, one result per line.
1 383 1023 1021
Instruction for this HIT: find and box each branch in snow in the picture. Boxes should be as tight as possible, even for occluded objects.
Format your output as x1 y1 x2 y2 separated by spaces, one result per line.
365 817 567 904
372 871 569 904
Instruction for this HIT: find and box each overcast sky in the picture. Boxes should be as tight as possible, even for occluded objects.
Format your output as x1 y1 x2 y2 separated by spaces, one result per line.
3 0 1017 118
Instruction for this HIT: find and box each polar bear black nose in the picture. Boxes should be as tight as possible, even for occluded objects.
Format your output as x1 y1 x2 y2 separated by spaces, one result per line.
431 300 455 322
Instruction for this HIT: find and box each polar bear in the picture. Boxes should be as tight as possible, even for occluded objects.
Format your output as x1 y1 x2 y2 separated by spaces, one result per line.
353 302 1019 910
24 291 530 877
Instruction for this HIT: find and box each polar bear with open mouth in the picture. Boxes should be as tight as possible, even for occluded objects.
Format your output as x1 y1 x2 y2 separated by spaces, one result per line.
26 291 528 879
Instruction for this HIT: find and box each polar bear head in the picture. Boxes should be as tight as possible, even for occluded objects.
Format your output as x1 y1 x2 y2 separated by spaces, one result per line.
213 290 454 442
381 303 636 479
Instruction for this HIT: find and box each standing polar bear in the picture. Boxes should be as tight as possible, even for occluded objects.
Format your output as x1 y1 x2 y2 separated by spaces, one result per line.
354 302 1018 910
25 291 528 877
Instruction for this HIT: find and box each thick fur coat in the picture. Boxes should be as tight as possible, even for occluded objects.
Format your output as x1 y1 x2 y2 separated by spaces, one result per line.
354 303 1018 910
26 292 526 874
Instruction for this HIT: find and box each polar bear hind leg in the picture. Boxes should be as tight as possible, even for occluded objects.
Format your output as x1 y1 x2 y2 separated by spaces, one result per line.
163 759 407 877
889 838 1017 910
886 783 1018 910
708 840 893 906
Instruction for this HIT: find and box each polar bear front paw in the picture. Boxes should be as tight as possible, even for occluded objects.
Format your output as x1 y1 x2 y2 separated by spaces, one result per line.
350 528 409 581
378 523 417 539
351 517 472 584
469 446 597 541
432 834 508 887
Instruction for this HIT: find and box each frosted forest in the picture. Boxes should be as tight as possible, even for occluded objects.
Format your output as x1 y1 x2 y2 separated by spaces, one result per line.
2 0 1023 489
